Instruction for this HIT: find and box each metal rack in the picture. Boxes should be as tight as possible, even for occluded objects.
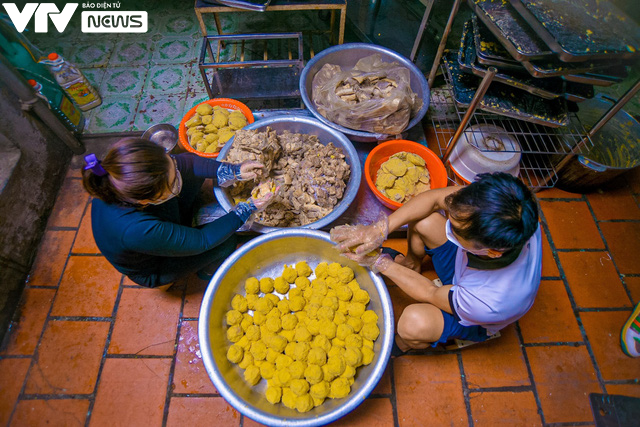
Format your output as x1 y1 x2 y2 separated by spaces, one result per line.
429 63 596 190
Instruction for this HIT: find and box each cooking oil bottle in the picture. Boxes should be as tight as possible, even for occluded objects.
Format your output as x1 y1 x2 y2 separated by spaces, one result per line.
43 53 102 111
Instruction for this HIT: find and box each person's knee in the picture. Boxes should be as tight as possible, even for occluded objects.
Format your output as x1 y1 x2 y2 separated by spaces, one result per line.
411 213 447 249
397 305 441 342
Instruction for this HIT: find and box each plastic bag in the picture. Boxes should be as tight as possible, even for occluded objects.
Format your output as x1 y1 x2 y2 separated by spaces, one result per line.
312 54 423 135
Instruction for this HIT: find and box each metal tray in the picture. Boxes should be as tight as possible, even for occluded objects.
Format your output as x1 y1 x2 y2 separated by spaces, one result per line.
564 82 594 103
521 57 620 78
459 20 563 100
469 0 554 61
471 15 524 70
510 0 640 62
562 66 629 87
444 52 569 127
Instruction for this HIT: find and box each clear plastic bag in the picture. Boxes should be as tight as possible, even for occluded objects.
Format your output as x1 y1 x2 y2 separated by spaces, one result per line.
312 54 423 135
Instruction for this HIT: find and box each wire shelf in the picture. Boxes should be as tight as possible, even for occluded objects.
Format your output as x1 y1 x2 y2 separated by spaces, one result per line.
428 65 595 190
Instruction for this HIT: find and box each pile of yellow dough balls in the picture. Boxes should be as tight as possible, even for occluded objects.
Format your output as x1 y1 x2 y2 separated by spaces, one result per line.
225 260 380 413
184 103 248 154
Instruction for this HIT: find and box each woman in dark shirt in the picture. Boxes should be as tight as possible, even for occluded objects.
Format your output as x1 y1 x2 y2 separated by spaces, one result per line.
82 137 273 288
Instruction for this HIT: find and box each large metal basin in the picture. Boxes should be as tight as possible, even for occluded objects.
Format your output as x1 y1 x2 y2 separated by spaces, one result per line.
214 116 361 233
198 229 394 426
300 43 430 142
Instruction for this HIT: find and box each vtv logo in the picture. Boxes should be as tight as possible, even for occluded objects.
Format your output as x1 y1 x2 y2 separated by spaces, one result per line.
2 3 78 33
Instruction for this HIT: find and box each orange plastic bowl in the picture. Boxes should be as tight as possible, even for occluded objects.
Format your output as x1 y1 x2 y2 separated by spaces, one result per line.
178 98 255 158
364 140 448 210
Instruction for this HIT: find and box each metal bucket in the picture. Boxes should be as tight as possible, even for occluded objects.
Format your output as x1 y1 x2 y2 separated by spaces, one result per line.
555 95 640 193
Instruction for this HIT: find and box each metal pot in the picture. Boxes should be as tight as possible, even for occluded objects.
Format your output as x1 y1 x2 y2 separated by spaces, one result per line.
554 95 640 193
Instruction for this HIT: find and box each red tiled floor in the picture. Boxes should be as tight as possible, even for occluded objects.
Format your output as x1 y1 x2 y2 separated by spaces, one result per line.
518 280 583 344
26 230 75 287
51 256 121 317
461 324 530 389
541 231 559 277
394 355 467 426
72 203 100 254
581 311 640 381
0 358 31 425
24 320 109 395
387 285 417 326
527 345 601 423
539 200 604 249
536 187 583 199
108 287 182 356
330 397 395 426
172 320 217 394
624 276 640 304
11 399 90 427
183 277 208 318
372 365 392 395
559 251 632 308
166 397 240 426
90 358 171 427
625 167 640 193
469 391 542 426
605 384 640 399
599 221 640 274
1 288 56 355
588 188 640 221
46 179 89 228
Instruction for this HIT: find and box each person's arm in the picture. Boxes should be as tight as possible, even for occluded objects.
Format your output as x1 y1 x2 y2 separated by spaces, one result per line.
122 211 243 257
387 186 461 232
174 153 220 181
380 262 454 314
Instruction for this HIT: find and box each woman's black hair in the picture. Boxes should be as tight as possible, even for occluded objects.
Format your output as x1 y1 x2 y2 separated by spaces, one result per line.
445 172 539 250
82 138 172 207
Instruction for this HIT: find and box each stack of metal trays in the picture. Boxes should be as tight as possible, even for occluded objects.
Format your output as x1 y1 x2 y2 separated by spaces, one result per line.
448 0 640 127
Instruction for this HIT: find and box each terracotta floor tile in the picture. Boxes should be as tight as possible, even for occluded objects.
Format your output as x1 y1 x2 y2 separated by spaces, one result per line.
527 345 601 423
66 166 83 179
0 358 31 425
172 320 216 394
72 205 99 254
90 358 171 427
183 277 208 318
539 200 604 249
388 285 418 326
330 397 395 427
605 384 640 399
1 288 56 355
625 167 640 193
559 252 631 309
372 364 391 395
541 232 559 277
382 237 408 255
624 276 640 305
108 287 181 356
469 391 541 426
394 355 467 426
47 179 89 228
25 320 109 395
587 186 640 220
51 256 121 317
11 399 89 427
166 397 240 426
599 222 640 275
581 311 640 381
536 187 583 199
518 280 583 343
26 230 75 287
461 324 530 388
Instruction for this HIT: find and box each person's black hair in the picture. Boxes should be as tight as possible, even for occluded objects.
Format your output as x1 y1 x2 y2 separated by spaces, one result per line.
444 172 539 250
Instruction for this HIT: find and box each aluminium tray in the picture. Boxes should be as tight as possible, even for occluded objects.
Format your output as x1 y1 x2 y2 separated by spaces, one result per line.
562 66 629 87
510 0 640 62
520 57 623 78
459 20 563 100
469 0 554 61
472 15 525 70
444 52 569 127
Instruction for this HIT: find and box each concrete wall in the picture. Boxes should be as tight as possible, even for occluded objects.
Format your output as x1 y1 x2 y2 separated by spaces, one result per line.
0 80 73 343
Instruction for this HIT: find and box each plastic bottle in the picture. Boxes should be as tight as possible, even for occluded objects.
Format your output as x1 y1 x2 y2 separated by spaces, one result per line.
27 79 85 134
43 52 102 111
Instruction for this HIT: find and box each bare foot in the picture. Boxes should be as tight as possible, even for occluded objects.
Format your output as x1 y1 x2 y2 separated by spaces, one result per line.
395 253 422 273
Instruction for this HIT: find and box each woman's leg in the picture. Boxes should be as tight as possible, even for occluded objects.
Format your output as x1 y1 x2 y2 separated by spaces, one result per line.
396 302 446 350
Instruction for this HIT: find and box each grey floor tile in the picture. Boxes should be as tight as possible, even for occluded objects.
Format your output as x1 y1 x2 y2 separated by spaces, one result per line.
151 36 198 65
144 63 194 95
85 96 138 133
100 66 148 97
133 94 187 131
68 39 115 68
109 39 153 67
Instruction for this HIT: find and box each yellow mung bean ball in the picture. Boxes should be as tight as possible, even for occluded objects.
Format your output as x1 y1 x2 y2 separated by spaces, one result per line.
295 393 314 413
226 309 243 325
306 319 321 335
277 299 290 314
253 311 266 326
336 286 353 302
266 316 281 333
238 351 254 369
318 319 337 339
231 294 248 312
265 386 282 404
312 281 328 296
341 365 356 379
345 333 363 349
327 346 344 358
281 313 298 331
361 323 380 341
361 346 375 365
325 355 346 376
307 347 327 366
246 324 261 341
260 277 275 294
330 377 350 399
346 280 360 294
260 361 276 379
284 342 296 358
315 262 329 278
294 326 312 343
276 354 294 370
278 369 292 387
280 329 295 343
282 387 296 409
226 325 243 343
296 277 311 291
333 312 347 325
268 335 287 352
293 342 310 361
344 346 362 367
322 296 339 311
317 306 335 321
236 335 250 350
266 348 280 363
250 341 268 361
289 360 307 379
274 277 290 294
240 314 253 332
353 289 370 305
245 277 260 294
347 316 363 333
305 303 320 320
362 338 374 350
282 265 298 283
338 267 354 284
254 297 273 315
336 323 354 341
331 337 345 348
311 335 331 353
295 261 312 277
304 363 323 384
289 287 302 298
246 294 259 311
289 296 306 312
290 378 310 396
348 302 366 317
327 262 342 278
325 277 339 289
361 310 378 324
244 364 261 386
321 365 336 382
309 294 323 306
265 293 280 306
310 381 330 400
227 344 243 364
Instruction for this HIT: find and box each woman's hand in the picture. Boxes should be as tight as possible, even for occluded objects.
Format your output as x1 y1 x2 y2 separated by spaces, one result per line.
250 186 279 211
330 212 389 255
342 250 393 274
239 161 264 181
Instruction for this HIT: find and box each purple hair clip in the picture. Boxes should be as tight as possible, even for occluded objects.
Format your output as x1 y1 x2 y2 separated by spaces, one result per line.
84 153 107 176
